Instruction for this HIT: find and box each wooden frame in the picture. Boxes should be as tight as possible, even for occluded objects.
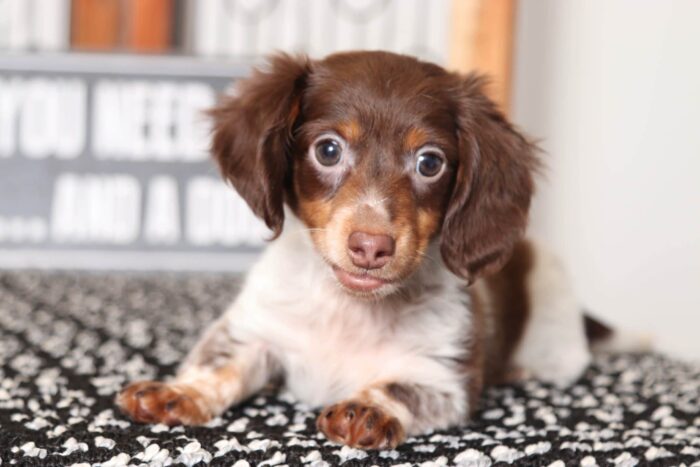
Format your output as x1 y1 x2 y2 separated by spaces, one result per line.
449 0 516 113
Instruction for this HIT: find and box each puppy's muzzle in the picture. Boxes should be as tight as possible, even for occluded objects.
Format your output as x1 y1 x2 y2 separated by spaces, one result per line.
347 231 395 269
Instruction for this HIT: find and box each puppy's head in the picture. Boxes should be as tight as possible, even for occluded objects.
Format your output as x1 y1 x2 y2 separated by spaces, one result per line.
211 51 538 297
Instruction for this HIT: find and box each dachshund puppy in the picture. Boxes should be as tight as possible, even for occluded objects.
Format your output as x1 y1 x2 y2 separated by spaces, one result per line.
117 51 614 449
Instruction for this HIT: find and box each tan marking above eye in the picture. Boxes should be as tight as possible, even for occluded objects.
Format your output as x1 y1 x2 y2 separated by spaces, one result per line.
404 127 429 152
336 119 362 144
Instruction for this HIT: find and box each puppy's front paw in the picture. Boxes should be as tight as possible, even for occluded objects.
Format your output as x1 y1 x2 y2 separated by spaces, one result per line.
117 381 211 426
317 400 405 450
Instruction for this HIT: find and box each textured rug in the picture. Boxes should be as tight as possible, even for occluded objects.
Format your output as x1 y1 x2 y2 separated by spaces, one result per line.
0 271 699 466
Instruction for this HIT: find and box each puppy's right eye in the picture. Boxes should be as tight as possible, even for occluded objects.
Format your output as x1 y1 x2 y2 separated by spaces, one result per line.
314 138 343 166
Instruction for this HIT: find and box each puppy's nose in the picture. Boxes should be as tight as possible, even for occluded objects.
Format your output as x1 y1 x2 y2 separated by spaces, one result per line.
347 231 395 269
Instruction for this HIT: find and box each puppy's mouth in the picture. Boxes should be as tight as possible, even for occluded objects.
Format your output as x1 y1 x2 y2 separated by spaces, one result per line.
332 265 392 293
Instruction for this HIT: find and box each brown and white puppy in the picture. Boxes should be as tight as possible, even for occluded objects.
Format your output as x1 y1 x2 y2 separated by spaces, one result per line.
117 51 621 449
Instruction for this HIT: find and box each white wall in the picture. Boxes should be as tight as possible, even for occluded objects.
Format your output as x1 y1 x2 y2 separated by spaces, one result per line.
512 0 700 359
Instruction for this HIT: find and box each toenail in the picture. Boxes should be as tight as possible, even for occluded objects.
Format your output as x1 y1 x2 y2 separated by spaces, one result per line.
165 399 179 411
365 414 377 430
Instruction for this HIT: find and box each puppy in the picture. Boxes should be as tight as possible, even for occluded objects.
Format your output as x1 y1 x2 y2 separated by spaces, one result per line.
117 51 616 449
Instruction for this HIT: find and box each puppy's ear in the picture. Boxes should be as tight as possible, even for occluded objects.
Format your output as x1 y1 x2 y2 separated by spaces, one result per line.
210 54 310 236
441 74 539 282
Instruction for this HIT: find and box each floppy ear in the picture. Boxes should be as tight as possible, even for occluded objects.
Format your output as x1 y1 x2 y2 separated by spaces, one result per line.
441 74 539 283
209 54 310 236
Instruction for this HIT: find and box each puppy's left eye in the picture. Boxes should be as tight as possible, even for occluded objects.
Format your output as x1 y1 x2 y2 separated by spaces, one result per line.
416 150 445 178
314 138 343 166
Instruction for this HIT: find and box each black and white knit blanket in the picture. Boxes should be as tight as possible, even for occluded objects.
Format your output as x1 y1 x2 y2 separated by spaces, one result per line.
0 271 699 466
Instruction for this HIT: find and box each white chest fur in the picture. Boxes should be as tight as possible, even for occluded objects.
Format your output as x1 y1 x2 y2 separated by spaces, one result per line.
223 220 472 407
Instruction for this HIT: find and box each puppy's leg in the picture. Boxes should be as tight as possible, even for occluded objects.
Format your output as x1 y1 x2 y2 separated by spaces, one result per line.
512 241 590 386
117 317 275 425
317 381 469 449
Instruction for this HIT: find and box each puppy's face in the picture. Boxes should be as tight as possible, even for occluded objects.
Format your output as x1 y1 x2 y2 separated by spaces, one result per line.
211 52 537 298
290 57 457 296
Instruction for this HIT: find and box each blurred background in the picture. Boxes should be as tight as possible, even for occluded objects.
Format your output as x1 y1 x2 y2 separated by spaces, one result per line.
0 0 698 359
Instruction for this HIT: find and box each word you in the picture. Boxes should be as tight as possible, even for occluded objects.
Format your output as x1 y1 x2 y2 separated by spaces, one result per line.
0 77 214 161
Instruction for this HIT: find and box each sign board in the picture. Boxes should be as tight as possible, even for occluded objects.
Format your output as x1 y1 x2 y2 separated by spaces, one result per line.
0 53 267 271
